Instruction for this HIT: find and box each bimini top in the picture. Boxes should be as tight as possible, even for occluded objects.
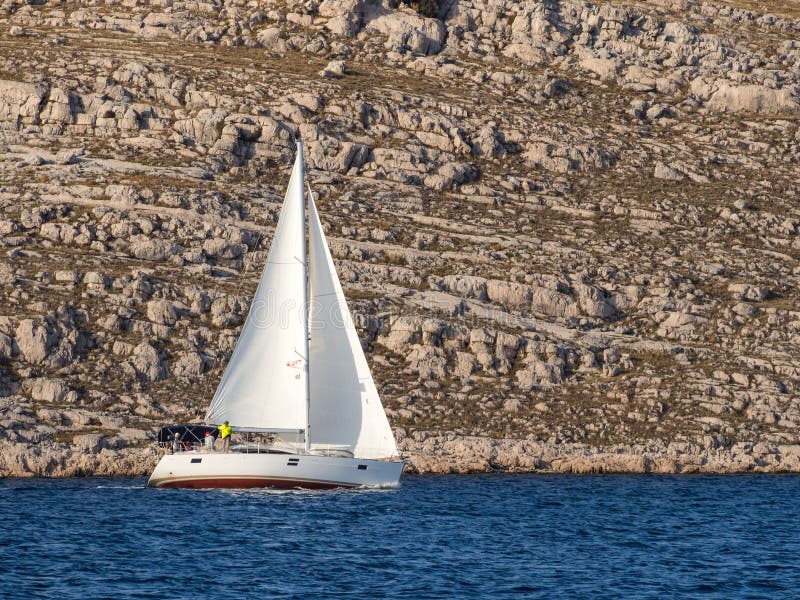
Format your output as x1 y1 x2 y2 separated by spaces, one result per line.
157 424 217 444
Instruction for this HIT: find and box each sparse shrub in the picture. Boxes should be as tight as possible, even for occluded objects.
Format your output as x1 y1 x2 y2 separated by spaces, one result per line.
415 0 440 18
213 120 225 139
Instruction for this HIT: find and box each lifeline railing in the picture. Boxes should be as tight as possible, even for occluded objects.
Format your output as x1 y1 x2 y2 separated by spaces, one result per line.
158 440 403 460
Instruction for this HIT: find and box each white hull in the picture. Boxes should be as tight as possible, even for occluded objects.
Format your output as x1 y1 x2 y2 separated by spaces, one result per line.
147 452 404 489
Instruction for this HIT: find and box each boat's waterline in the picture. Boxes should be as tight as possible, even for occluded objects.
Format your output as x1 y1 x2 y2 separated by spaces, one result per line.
148 452 405 490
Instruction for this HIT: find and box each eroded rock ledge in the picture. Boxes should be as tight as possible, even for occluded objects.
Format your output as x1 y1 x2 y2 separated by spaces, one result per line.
401 435 800 474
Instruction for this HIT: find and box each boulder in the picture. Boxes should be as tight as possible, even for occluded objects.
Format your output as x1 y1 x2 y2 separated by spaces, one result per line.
654 162 684 181
728 283 769 302
530 288 578 318
326 15 361 37
130 239 178 261
454 351 477 379
364 8 446 55
172 351 208 378
54 271 79 283
440 274 488 301
320 0 363 37
0 80 47 127
55 149 83 165
379 316 421 352
502 43 547 66
83 272 109 287
573 283 617 319
661 21 695 44
146 299 178 326
131 342 167 381
486 280 532 309
707 82 799 114
40 88 77 126
15 319 57 364
406 345 448 379
320 60 348 78
256 27 286 52
578 54 621 81
72 434 106 452
516 359 565 390
202 238 245 259
27 378 72 403
0 333 14 360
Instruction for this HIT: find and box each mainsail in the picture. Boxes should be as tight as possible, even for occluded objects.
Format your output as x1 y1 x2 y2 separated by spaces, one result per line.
205 145 309 432
308 194 399 459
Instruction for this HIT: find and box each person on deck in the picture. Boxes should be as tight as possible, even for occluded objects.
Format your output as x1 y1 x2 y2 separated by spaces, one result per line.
172 433 181 453
218 421 232 453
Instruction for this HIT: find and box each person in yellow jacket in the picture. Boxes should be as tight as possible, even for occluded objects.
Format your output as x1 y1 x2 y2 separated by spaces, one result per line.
218 421 232 453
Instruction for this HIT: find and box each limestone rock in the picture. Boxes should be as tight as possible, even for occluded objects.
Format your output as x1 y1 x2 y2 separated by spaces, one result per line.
146 299 177 326
365 8 446 55
654 162 684 181
708 82 800 114
0 333 14 360
573 283 617 319
202 237 245 260
578 54 621 81
728 283 769 302
172 351 209 378
379 316 421 352
15 319 58 364
130 239 179 261
130 342 167 381
320 60 348 78
27 378 74 403
0 80 47 126
406 345 447 379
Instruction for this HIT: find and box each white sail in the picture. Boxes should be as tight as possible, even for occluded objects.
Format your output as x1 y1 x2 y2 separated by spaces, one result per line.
307 193 399 459
205 144 308 432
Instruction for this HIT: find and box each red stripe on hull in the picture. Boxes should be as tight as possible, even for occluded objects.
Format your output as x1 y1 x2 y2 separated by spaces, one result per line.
157 478 355 490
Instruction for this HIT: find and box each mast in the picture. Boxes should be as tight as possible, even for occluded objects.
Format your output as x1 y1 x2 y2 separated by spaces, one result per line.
298 139 312 454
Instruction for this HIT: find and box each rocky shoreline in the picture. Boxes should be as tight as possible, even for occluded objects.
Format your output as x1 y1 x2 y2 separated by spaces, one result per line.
402 435 800 474
3 435 800 478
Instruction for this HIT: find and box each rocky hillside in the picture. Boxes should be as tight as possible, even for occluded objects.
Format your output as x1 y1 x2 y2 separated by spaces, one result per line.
1 0 799 476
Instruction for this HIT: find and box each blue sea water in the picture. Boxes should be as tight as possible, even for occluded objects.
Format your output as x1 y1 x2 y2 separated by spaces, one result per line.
0 474 798 599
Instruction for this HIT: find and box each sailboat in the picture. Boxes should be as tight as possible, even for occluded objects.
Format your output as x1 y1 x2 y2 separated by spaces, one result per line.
147 141 404 489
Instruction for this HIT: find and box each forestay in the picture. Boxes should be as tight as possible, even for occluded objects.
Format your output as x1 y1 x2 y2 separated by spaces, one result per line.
205 145 309 431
